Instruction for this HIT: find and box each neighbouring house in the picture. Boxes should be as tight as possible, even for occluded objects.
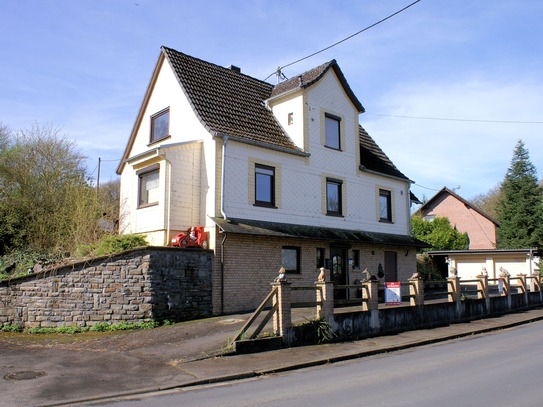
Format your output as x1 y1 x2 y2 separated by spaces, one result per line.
417 187 499 250
117 46 427 314
428 249 540 280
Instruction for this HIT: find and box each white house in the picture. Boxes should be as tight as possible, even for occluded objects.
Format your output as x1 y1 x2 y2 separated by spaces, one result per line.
117 46 426 313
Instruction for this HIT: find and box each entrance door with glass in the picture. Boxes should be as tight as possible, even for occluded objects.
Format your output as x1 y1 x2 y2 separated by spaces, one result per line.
330 246 347 301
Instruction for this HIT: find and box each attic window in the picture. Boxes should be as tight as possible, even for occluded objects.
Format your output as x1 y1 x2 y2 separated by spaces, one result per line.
324 113 341 150
288 113 294 125
150 108 169 143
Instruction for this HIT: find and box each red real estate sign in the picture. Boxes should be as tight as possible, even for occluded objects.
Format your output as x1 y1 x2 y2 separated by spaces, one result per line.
385 282 401 305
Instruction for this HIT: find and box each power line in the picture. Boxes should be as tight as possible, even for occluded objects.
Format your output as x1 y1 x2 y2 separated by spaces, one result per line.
413 183 440 192
365 113 543 124
263 0 422 81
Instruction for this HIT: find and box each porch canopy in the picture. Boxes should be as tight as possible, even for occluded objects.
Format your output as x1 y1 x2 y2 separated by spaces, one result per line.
212 217 428 248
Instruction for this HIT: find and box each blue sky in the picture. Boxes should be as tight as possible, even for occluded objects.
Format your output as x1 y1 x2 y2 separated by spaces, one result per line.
1 0 542 203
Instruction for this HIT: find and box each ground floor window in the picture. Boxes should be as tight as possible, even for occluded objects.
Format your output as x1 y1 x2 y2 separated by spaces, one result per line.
352 249 360 269
282 246 300 274
316 248 325 268
137 164 160 208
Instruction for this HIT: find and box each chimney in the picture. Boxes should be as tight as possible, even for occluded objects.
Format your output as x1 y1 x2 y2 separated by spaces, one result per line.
228 65 241 73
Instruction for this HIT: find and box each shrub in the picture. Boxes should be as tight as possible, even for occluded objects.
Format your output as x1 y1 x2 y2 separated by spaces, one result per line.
74 234 148 258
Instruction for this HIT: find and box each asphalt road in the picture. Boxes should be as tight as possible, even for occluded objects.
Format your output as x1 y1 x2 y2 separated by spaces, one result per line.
96 320 543 407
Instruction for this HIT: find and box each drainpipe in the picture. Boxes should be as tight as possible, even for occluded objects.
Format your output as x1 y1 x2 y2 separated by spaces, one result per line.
219 135 229 313
220 232 227 314
220 135 229 220
158 148 172 246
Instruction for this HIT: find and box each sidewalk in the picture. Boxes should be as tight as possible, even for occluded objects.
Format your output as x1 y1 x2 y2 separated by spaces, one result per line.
1 307 543 407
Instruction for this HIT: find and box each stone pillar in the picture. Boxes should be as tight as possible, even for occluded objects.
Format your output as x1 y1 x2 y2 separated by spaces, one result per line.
477 275 490 313
409 278 424 306
362 280 379 311
272 280 292 343
447 277 461 303
530 274 541 293
477 275 489 299
530 274 542 303
316 281 334 323
517 274 528 305
500 274 511 311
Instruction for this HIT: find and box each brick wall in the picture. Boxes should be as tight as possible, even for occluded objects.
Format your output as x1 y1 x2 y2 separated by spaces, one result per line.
0 247 212 328
422 193 497 249
212 230 418 314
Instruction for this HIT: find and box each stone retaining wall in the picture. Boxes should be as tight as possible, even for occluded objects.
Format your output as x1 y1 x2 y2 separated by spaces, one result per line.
0 247 213 328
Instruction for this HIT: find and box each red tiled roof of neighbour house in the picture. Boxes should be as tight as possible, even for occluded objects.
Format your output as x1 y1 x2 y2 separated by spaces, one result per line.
162 46 305 154
270 60 365 113
358 125 409 181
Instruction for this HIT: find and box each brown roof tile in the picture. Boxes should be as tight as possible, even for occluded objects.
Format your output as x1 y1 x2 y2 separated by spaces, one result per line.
359 124 408 180
120 47 407 182
270 60 364 112
163 46 303 153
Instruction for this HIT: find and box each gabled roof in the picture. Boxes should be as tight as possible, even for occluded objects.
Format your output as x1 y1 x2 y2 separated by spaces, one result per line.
358 125 409 181
162 46 304 154
270 60 365 113
118 47 306 173
420 187 500 226
118 47 399 179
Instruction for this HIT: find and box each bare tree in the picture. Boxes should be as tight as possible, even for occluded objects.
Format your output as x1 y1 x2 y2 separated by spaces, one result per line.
0 123 103 255
470 183 502 221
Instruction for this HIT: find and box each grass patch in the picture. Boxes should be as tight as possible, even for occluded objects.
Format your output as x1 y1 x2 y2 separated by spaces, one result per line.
1 320 160 335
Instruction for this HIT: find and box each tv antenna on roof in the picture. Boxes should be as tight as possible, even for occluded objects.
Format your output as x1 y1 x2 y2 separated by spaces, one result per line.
275 67 288 84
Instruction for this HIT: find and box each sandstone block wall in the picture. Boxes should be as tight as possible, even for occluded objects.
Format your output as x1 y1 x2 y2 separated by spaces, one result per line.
0 247 212 328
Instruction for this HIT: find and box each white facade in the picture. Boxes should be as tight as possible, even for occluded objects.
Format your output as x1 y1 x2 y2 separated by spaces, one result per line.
119 56 216 245
119 51 413 250
217 69 411 235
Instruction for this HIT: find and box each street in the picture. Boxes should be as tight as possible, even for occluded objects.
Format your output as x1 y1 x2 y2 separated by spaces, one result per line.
94 320 543 407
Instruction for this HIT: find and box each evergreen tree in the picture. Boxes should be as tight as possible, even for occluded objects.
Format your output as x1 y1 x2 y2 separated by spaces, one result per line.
496 140 543 249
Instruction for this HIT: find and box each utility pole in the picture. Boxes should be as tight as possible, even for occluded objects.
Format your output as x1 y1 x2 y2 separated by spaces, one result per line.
97 157 101 193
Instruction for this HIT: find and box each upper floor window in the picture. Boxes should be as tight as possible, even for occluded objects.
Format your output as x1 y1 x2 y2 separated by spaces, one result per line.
288 112 294 125
379 189 392 222
325 113 341 150
282 246 301 274
150 108 169 143
138 164 160 208
255 164 275 207
326 178 343 216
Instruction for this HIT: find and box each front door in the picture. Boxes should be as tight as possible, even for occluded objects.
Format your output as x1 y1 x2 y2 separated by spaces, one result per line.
330 247 347 300
384 251 398 282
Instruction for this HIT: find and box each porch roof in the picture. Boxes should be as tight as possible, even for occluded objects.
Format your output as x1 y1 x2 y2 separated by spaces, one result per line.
428 249 540 257
212 217 429 248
